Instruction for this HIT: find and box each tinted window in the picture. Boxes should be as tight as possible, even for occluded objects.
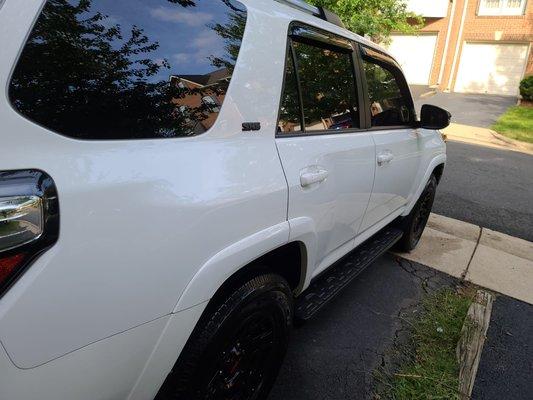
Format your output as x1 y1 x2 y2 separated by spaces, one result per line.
278 51 302 134
295 41 358 132
361 48 414 127
278 26 359 133
9 0 247 140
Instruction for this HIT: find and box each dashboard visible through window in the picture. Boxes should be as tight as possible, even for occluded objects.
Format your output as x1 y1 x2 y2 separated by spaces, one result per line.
361 47 415 128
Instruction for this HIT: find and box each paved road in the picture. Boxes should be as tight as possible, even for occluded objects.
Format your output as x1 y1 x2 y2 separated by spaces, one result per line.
433 141 533 242
270 91 532 400
411 90 533 241
414 91 516 127
473 296 533 400
269 255 455 400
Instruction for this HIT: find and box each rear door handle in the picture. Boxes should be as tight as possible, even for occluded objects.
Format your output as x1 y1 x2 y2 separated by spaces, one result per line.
377 151 394 166
300 169 329 187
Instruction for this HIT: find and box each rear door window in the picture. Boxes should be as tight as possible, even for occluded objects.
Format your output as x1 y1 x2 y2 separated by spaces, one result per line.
361 46 415 128
9 0 247 140
278 26 360 135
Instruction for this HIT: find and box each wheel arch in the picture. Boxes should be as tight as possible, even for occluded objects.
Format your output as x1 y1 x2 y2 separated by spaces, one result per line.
402 154 446 216
172 222 308 313
205 241 307 313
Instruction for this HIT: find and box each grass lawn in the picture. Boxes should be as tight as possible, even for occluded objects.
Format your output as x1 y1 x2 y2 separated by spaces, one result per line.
375 287 474 400
491 106 533 144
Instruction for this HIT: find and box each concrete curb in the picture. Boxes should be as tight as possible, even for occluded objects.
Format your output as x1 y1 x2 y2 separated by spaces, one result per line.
419 90 437 99
443 123 533 156
490 130 533 154
396 213 533 304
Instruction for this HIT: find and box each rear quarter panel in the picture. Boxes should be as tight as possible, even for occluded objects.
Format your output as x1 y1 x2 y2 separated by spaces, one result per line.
0 0 289 369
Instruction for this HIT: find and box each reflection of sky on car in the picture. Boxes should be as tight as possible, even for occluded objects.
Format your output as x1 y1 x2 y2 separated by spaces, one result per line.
84 0 235 81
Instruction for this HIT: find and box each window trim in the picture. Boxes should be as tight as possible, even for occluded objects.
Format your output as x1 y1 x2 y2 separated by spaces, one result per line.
357 45 418 131
477 0 527 16
276 22 366 138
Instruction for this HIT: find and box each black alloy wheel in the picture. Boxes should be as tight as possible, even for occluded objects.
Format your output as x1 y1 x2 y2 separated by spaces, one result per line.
156 273 293 400
396 175 437 252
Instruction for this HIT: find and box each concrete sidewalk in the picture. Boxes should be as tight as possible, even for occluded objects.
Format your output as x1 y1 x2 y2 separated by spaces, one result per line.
396 213 533 304
443 123 533 155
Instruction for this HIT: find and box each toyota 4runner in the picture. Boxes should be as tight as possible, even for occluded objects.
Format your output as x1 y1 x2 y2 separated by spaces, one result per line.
0 0 449 399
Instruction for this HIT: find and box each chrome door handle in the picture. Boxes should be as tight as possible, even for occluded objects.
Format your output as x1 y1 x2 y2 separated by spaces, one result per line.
300 169 329 187
377 152 394 166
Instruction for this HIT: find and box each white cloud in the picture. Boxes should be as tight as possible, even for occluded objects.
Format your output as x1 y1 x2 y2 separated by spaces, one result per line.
192 30 219 50
150 7 213 27
172 30 222 65
173 53 190 63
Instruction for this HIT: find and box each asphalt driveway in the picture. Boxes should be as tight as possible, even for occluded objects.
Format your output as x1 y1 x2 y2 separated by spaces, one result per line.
433 141 533 242
413 91 516 128
269 255 456 400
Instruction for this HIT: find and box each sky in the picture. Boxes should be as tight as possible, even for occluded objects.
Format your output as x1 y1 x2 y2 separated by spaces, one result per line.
83 0 245 81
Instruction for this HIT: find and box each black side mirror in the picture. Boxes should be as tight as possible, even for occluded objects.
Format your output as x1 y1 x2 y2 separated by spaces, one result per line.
419 104 451 130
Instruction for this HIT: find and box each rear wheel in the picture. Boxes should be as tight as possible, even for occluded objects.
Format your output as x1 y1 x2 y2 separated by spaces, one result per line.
156 273 293 400
396 175 437 252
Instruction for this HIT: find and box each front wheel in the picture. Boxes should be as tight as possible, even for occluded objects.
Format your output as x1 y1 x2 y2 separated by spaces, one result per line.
156 273 293 400
396 175 437 252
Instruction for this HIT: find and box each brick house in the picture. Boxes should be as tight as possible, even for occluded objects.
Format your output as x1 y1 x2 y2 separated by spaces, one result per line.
387 0 532 96
170 68 229 134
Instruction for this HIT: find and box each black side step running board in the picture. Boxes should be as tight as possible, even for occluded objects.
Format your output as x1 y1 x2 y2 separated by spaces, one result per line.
294 227 403 322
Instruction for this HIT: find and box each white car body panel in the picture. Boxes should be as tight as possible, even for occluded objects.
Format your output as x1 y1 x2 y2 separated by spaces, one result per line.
276 132 376 277
360 127 422 231
0 0 446 398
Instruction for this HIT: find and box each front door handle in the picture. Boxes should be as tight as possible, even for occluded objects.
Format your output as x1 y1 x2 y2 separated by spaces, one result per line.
300 169 329 187
377 151 394 166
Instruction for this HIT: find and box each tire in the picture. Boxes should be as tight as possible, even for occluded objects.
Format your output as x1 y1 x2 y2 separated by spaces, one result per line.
156 273 293 400
396 175 437 252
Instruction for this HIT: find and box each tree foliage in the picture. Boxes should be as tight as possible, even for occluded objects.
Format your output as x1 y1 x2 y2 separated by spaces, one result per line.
9 0 245 139
308 0 423 42
519 76 533 101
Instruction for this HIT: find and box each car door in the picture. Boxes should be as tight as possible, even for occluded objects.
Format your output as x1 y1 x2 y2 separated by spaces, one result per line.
358 45 422 232
275 24 375 277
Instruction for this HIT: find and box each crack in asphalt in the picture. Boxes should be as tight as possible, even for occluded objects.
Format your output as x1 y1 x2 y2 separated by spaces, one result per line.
371 257 461 397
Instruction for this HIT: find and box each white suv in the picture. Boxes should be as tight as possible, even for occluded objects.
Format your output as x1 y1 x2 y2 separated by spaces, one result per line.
0 0 449 399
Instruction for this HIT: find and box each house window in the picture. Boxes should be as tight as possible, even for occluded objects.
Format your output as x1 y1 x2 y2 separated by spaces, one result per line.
202 96 221 113
478 0 527 16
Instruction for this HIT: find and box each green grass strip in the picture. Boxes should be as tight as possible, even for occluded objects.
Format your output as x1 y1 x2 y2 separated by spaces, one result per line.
491 106 533 144
377 288 473 400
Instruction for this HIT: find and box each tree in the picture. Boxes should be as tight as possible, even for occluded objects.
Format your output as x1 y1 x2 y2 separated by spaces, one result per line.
308 0 423 43
9 0 245 139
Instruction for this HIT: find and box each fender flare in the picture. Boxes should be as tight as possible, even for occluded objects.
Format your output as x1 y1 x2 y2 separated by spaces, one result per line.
286 216 318 293
402 153 446 216
172 222 290 313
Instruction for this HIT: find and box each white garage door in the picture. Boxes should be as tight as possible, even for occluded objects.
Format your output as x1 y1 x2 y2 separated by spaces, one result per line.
455 42 529 96
388 34 437 85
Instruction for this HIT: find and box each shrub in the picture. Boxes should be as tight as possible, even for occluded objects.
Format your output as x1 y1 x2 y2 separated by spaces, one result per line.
520 76 533 101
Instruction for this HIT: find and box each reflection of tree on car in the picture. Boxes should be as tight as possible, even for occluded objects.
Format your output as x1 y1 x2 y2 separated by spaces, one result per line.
295 41 358 131
9 0 246 140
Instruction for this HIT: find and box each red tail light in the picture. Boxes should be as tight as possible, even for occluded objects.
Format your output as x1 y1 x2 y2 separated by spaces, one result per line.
0 254 27 283
0 170 59 297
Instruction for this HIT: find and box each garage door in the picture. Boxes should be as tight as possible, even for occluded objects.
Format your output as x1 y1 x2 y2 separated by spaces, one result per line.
455 42 529 96
388 34 437 85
